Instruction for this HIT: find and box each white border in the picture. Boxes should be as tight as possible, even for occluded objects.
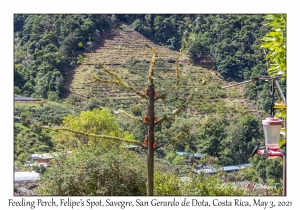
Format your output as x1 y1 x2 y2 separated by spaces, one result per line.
2 0 299 209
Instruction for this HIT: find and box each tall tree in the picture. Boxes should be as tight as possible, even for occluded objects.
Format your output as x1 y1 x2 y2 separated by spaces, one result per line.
90 38 211 195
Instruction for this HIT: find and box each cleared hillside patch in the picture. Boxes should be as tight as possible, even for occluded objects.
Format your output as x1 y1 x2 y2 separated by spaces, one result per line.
63 24 250 118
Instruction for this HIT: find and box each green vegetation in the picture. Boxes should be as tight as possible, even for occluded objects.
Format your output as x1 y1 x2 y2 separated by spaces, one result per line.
117 14 266 79
260 14 286 78
14 14 111 98
14 122 54 170
53 109 135 150
14 14 285 196
14 102 74 168
36 145 147 196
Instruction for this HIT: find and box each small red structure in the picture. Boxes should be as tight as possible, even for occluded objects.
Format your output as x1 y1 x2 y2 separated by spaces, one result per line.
257 148 283 157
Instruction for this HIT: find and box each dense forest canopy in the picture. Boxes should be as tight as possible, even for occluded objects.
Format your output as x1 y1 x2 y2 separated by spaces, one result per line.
14 14 110 98
14 14 284 104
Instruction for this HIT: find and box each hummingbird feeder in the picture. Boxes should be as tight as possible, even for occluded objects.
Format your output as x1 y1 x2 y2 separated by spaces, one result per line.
222 76 286 158
257 117 283 157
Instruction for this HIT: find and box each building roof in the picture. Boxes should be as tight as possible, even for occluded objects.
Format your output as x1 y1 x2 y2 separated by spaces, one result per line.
38 153 54 159
32 151 71 160
15 171 40 182
14 97 35 101
238 163 252 168
38 152 63 159
223 166 240 171
197 168 218 174
30 154 39 158
196 163 252 174
176 152 205 158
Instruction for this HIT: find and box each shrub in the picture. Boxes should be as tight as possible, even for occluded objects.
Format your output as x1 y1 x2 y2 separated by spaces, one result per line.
154 171 182 196
35 146 147 196
181 174 246 196
47 91 59 102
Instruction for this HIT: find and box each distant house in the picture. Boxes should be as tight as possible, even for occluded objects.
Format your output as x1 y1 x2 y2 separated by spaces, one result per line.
30 151 71 167
197 168 218 174
222 165 241 172
14 96 44 105
37 153 55 164
14 171 40 183
28 154 51 167
14 97 41 101
196 163 252 174
30 154 39 161
176 152 205 159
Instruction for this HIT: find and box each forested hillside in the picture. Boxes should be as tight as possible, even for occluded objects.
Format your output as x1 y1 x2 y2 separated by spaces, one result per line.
14 14 285 195
14 14 285 112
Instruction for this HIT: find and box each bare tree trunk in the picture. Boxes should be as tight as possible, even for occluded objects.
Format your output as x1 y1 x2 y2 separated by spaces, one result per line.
147 84 155 196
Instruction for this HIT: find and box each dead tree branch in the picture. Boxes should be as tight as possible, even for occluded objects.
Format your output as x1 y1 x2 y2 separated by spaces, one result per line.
145 43 157 85
33 123 140 144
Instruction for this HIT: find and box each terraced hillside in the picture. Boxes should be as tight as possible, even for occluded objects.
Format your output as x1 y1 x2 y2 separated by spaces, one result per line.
63 24 250 118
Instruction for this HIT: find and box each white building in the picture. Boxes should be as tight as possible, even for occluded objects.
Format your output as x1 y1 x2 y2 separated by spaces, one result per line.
14 171 40 183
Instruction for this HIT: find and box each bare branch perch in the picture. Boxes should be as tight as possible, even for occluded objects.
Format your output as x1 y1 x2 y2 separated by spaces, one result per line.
146 43 158 85
153 143 165 152
33 123 140 144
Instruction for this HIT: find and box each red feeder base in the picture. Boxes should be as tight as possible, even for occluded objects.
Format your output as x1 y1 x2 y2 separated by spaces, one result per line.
257 148 283 157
